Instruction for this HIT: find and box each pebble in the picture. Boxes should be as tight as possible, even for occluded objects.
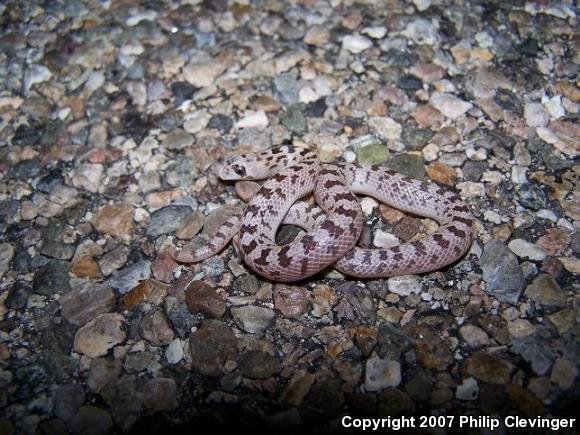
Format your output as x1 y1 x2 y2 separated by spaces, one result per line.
273 74 299 106
404 18 439 45
231 306 275 334
189 320 237 377
70 406 113 435
235 181 261 202
464 352 513 384
74 313 126 358
166 339 184 364
507 239 547 261
386 154 426 180
280 104 307 134
98 245 130 277
53 384 85 422
123 279 167 310
480 240 524 305
543 95 565 119
182 57 227 88
342 34 373 53
236 110 268 129
185 280 226 318
147 205 192 237
91 203 134 239
456 377 479 401
304 26 329 46
238 350 281 379
0 243 14 279
138 309 175 346
510 335 555 376
550 358 577 390
70 164 104 193
524 274 567 308
459 324 490 348
106 260 151 295
175 210 204 240
273 285 310 319
311 284 337 318
409 326 454 370
368 117 402 140
361 26 387 39
24 64 53 91
377 323 413 360
60 282 116 327
508 319 537 338
33 260 71 296
143 378 178 411
524 102 549 127
387 275 421 297
356 144 389 165
430 92 473 119
365 358 401 392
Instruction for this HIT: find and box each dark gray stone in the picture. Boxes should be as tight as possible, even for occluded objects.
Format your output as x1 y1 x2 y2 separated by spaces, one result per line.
280 104 307 134
480 240 524 305
377 322 413 360
238 350 281 379
33 260 71 296
147 205 193 237
106 260 151 294
53 384 85 422
510 334 556 376
207 113 233 133
273 73 299 106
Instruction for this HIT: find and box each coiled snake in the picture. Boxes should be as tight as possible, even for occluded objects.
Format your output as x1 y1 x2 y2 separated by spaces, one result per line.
173 146 474 282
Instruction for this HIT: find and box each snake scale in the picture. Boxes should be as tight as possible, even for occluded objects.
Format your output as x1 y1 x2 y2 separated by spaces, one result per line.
173 146 474 282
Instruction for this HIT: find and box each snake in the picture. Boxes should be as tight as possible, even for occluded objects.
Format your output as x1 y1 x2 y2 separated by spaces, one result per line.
173 146 474 282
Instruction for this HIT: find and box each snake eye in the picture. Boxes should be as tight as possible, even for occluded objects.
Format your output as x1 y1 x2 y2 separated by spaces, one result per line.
232 164 246 177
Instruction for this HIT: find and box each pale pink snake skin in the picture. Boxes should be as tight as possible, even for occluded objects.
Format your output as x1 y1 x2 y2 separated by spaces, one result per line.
173 146 474 282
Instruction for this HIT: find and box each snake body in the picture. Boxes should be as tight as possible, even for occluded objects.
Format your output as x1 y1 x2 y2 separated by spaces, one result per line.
174 146 474 282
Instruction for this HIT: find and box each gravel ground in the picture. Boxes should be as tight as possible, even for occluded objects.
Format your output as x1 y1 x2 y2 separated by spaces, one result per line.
0 0 578 434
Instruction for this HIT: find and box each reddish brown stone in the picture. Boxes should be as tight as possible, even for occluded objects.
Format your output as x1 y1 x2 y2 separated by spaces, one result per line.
185 280 226 318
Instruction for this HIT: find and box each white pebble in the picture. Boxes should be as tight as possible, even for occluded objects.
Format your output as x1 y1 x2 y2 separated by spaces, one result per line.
412 0 432 11
361 26 387 39
342 34 373 53
166 338 184 364
465 147 487 161
312 76 332 96
404 18 439 45
342 150 357 163
524 102 549 127
360 197 378 215
299 86 318 103
387 275 422 296
483 210 504 224
508 239 547 261
511 165 527 184
543 95 565 119
235 110 268 129
368 116 402 140
373 230 400 249
536 209 558 222
422 143 439 161
430 92 473 120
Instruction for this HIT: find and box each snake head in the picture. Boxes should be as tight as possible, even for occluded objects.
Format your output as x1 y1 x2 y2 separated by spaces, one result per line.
217 153 273 181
